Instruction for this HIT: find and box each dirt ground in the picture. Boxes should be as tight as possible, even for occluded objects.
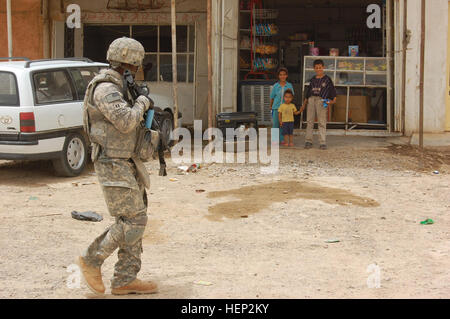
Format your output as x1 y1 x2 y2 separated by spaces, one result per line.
0 136 449 299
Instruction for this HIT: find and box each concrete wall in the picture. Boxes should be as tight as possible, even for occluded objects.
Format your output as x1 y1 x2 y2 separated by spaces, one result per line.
404 0 448 135
0 0 44 60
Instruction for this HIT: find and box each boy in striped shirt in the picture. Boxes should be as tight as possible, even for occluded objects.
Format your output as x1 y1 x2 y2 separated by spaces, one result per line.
300 59 337 150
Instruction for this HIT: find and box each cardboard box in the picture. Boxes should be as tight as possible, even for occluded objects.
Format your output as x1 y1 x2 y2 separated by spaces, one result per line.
332 95 370 123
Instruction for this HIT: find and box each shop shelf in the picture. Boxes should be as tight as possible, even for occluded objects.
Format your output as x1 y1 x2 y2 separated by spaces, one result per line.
305 57 336 70
365 58 388 72
304 68 335 72
336 71 364 85
336 58 365 71
365 74 387 86
254 9 279 20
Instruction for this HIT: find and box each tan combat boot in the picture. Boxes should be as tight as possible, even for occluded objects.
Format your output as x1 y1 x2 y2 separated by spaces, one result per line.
111 279 158 295
78 256 105 295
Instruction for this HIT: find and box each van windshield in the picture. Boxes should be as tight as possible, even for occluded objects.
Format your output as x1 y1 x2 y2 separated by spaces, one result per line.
0 72 19 106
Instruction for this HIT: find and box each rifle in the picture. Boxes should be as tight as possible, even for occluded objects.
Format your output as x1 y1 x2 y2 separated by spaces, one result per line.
124 70 168 176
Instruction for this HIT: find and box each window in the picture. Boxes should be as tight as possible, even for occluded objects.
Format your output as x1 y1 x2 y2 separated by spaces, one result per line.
138 25 195 83
0 72 19 106
83 24 196 83
70 67 101 100
33 70 75 104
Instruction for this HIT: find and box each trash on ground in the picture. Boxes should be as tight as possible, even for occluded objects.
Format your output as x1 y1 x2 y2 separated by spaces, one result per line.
71 211 103 222
188 164 201 173
433 171 440 175
177 166 189 172
196 189 206 193
29 196 38 201
325 239 340 243
193 280 213 286
420 219 434 225
47 183 73 189
170 178 179 182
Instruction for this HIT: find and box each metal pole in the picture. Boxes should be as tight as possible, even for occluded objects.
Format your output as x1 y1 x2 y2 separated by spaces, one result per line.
43 0 50 59
171 0 179 130
401 0 407 134
386 0 393 132
419 0 425 153
207 0 213 137
7 0 12 59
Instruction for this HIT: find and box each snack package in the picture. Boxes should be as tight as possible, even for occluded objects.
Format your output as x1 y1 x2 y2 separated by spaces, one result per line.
349 45 359 57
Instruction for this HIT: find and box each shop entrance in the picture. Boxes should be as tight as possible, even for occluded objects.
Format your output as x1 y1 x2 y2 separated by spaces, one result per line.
238 0 394 132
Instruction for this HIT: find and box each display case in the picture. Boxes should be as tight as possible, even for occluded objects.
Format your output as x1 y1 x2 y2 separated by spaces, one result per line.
302 56 389 129
303 56 387 88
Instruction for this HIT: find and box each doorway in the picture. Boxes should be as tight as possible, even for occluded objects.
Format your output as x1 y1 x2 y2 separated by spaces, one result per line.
238 0 394 132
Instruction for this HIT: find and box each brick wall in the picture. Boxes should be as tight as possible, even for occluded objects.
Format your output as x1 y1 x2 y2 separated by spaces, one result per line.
0 0 44 60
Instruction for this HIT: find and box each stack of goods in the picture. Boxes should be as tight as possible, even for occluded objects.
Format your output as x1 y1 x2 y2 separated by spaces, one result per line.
240 36 251 49
366 61 387 71
240 56 250 69
329 48 339 56
338 61 364 71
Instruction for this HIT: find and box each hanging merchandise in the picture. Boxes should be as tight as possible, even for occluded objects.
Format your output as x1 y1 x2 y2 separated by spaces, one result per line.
255 44 278 55
254 23 279 36
244 0 279 80
253 57 277 71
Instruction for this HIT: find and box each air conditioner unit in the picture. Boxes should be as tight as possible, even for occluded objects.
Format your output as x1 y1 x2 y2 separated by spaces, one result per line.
241 82 273 126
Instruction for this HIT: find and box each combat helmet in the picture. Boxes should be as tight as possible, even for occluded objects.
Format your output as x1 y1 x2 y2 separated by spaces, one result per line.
107 37 145 67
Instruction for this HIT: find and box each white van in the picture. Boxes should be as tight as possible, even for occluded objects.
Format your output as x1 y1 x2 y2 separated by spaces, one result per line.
0 58 178 177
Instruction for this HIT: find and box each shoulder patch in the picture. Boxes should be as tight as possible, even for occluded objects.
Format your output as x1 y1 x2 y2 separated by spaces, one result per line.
105 92 122 103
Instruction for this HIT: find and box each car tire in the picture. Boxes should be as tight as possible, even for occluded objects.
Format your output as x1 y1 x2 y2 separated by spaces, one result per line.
52 132 88 177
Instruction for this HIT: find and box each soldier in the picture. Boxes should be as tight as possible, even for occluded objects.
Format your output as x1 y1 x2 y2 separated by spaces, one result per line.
78 37 157 295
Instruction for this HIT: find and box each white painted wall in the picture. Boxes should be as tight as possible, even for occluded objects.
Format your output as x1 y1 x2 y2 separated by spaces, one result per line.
211 0 239 122
404 0 448 135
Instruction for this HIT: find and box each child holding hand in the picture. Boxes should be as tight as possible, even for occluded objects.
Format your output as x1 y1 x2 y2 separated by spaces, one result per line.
278 89 301 147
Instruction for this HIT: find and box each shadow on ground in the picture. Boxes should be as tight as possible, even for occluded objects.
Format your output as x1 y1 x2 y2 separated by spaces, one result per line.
0 160 95 187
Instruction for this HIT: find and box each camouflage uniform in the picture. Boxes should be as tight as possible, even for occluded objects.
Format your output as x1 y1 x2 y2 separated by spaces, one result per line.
82 38 152 289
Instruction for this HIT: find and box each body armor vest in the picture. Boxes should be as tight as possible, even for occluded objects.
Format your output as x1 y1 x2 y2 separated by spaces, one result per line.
83 70 138 159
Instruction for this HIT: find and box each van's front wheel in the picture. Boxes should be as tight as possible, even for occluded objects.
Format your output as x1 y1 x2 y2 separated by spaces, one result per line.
52 132 87 177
